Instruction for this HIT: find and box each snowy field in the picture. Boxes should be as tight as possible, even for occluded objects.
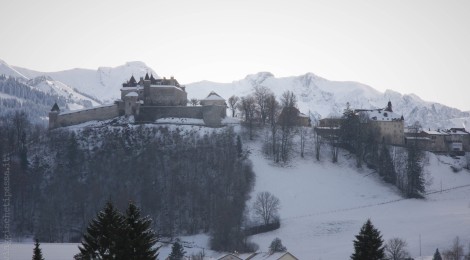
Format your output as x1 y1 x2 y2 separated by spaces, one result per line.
5 137 470 259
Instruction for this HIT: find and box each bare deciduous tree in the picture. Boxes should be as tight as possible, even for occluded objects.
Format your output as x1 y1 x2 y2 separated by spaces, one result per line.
253 192 280 225
384 237 410 260
254 86 273 124
443 236 464 260
238 95 257 140
189 98 199 106
228 95 239 117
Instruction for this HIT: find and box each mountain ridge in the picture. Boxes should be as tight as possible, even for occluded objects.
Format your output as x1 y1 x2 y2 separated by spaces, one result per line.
1 59 469 129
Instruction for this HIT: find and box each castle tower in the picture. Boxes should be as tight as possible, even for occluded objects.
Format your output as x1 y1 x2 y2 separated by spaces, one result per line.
123 92 139 116
385 101 393 112
49 103 60 129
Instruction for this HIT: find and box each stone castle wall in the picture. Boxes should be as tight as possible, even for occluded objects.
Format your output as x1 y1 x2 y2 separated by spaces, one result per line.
145 86 187 106
52 104 119 128
138 105 226 127
138 106 204 121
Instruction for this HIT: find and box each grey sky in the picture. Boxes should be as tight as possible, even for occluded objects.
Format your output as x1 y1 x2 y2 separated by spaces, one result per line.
1 0 469 110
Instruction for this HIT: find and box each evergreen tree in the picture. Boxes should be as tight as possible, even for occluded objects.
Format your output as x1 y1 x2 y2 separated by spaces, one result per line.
168 241 186 260
32 239 45 260
269 237 287 253
378 144 396 184
351 219 385 260
432 248 442 260
75 201 125 260
123 202 159 260
406 144 425 198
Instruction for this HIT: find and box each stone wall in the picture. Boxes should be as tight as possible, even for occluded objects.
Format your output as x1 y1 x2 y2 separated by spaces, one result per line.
138 106 204 122
52 104 119 128
145 86 187 106
138 105 226 127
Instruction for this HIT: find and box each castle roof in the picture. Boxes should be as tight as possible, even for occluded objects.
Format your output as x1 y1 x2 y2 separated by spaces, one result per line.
129 75 136 84
145 73 149 80
365 109 402 121
125 91 138 97
51 102 60 112
202 91 225 101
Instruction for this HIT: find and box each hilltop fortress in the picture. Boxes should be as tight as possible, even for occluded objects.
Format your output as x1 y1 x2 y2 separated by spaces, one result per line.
49 74 227 129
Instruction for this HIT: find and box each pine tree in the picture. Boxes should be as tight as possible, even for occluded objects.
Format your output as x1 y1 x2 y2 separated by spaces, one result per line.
75 201 125 259
351 219 385 260
378 144 396 184
32 239 45 260
168 241 186 260
432 248 442 260
406 144 425 198
123 202 159 260
269 237 287 253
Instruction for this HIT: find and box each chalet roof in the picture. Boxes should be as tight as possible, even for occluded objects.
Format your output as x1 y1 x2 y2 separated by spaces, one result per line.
51 102 60 112
202 91 225 101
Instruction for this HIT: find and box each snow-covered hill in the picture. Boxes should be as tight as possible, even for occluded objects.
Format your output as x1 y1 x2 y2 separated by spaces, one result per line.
14 61 158 103
7 135 470 259
186 72 470 130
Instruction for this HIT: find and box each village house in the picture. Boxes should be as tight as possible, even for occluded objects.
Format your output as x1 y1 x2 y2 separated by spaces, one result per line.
217 252 299 260
405 128 470 154
314 101 405 146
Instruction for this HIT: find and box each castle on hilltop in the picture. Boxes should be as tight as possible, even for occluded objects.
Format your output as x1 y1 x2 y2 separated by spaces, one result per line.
49 74 227 129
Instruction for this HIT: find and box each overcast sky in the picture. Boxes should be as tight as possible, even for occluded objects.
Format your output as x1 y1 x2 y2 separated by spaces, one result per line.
1 0 469 110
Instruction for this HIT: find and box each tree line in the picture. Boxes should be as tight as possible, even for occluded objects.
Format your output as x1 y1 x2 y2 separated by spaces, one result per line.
0 111 255 252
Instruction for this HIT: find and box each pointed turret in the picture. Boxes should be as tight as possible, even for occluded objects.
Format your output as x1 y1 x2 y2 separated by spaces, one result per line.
150 74 157 84
385 101 393 112
145 73 150 80
51 102 60 112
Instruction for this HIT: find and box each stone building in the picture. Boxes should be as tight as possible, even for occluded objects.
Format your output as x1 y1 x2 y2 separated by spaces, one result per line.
49 74 226 129
314 102 405 146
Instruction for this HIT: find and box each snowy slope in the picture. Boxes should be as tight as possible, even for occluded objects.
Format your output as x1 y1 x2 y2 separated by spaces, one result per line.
14 61 159 103
27 76 101 110
186 72 470 130
7 138 470 259
245 139 470 259
0 59 28 79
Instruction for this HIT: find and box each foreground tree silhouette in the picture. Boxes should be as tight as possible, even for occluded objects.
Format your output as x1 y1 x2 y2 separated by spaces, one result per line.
32 239 45 260
168 241 186 260
269 237 287 253
75 201 125 259
75 201 159 260
432 248 442 260
351 219 384 260
123 202 159 260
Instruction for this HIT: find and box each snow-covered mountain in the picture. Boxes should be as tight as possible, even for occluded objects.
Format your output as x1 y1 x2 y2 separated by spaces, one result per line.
186 72 470 130
14 61 158 103
26 76 101 110
2 58 469 129
0 59 28 79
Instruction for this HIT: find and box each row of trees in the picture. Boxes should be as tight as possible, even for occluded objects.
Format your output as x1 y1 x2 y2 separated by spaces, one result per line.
229 86 307 163
0 112 255 252
336 106 427 198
